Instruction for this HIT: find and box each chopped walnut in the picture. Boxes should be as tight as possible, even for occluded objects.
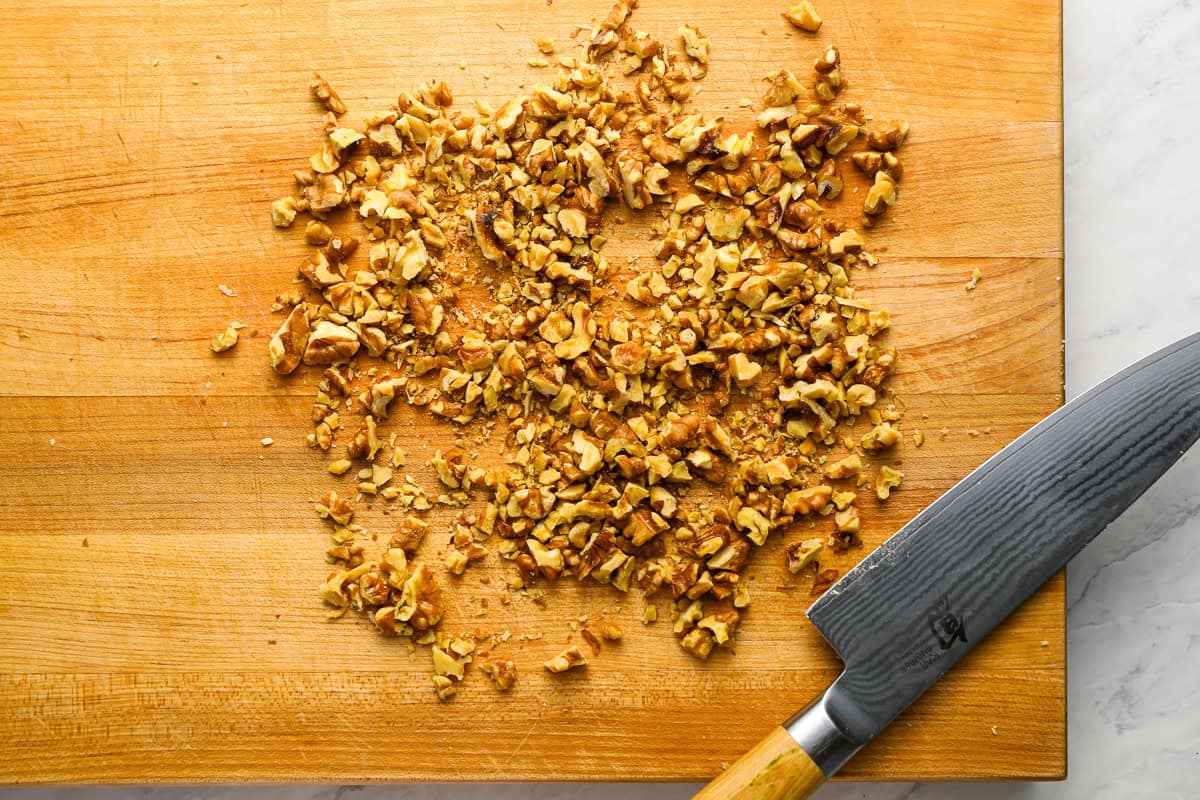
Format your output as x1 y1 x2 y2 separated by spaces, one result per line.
397 563 443 630
269 305 310 375
392 516 429 554
783 485 832 515
264 3 913 695
598 621 623 640
966 267 983 291
432 674 456 701
864 172 899 217
784 1 822 31
698 609 739 646
834 505 860 534
876 465 904 499
316 490 354 526
680 627 715 659
271 197 300 228
861 422 901 451
729 353 763 387
705 207 751 243
303 321 360 365
824 454 863 479
209 322 242 353
787 537 824 573
867 120 909 151
679 25 710 65
310 72 347 115
479 656 518 690
544 645 588 673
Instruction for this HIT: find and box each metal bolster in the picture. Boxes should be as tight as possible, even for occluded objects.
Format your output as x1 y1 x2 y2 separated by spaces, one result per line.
784 689 861 777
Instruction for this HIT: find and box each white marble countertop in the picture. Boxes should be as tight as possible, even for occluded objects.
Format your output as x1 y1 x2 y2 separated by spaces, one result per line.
7 0 1198 797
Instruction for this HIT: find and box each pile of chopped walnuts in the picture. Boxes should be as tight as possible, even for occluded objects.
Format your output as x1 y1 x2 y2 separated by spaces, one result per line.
263 0 910 700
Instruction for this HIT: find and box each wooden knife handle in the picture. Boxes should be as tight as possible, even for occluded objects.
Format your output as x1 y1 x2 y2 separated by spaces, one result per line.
691 725 825 800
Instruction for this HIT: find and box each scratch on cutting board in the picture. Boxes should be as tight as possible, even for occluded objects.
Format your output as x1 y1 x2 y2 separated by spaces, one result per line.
116 131 132 165
963 36 984 85
216 171 269 258
166 207 203 259
508 707 546 760
837 0 890 95
901 0 938 89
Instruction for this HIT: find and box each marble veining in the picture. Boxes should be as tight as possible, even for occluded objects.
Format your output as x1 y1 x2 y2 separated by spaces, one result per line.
6 0 1199 797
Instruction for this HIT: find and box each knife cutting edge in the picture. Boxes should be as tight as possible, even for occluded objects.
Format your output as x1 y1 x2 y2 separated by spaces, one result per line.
693 331 1200 800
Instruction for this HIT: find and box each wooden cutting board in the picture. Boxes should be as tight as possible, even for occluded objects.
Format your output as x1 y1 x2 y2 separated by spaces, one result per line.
0 0 1063 784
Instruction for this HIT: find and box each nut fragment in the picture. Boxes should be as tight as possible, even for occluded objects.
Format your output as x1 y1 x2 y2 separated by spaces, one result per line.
310 72 347 115
787 537 824 572
680 627 715 659
876 465 904 499
784 1 822 31
679 25 710 64
598 621 623 640
729 353 763 387
867 120 909 151
479 657 518 690
824 454 863 479
303 321 360 365
271 197 300 228
966 267 983 291
210 322 242 353
432 674 456 701
705 207 751 243
397 563 443 630
861 422 901 451
269 305 310 375
316 490 353 526
864 172 898 217
544 645 588 673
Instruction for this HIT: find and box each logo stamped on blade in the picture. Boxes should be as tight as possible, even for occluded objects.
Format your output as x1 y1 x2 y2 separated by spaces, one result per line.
899 593 969 673
928 592 967 650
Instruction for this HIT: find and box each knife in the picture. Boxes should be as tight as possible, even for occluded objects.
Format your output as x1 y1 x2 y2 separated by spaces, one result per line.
693 331 1200 800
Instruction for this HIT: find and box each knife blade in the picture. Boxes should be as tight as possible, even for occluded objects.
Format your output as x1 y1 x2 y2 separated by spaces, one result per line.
693 331 1200 800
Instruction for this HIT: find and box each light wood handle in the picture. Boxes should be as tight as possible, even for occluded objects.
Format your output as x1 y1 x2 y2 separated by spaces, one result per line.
692 725 825 800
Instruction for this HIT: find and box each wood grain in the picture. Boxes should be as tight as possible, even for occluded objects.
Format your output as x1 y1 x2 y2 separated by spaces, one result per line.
0 0 1064 785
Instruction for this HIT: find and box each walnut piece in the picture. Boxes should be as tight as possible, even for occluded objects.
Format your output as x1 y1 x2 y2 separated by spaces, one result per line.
876 465 904 499
544 645 588 673
432 675 456 701
209 322 242 353
310 72 347 115
679 25 710 64
784 1 822 31
864 172 899 217
271 197 300 228
303 321 360 365
397 563 443 630
269 305 310 375
824 454 863 479
479 656 518 690
787 537 824 573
